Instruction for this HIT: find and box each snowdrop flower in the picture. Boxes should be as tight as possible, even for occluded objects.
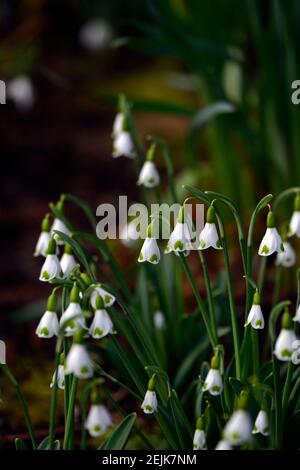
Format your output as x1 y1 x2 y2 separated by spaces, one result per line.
60 284 87 336
275 241 296 267
34 214 51 257
141 375 158 414
165 206 193 255
274 311 297 361
154 311 165 330
138 222 160 264
203 354 223 396
258 210 283 256
36 293 59 338
39 239 63 282
215 440 232 450
85 404 112 437
244 290 264 329
193 417 207 450
137 143 160 188
198 205 222 250
120 218 140 247
252 409 269 436
112 112 124 137
65 330 93 379
288 193 300 237
90 285 116 309
7 75 34 111
50 354 65 390
293 305 300 323
89 295 114 339
79 18 113 52
51 198 70 245
113 131 135 158
291 340 300 365
60 244 77 276
223 392 252 446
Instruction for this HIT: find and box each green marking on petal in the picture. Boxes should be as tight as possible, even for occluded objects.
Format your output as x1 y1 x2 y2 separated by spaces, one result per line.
200 240 206 248
281 349 292 358
262 245 270 254
145 405 153 411
231 432 240 440
263 427 269 434
216 239 222 248
40 327 49 336
104 295 112 304
80 366 89 374
253 425 258 432
93 424 101 432
147 178 155 184
138 253 144 261
211 385 221 392
149 254 158 263
42 271 50 280
255 320 262 327
174 240 184 251
93 327 103 337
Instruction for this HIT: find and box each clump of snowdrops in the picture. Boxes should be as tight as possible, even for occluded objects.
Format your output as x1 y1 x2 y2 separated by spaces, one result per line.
1 96 300 451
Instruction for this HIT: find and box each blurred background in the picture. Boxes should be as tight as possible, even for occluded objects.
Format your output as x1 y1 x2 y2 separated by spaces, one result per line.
1 0 299 448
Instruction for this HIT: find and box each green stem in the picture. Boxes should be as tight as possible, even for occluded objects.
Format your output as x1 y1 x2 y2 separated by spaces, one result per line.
258 257 267 294
180 255 217 348
49 337 62 450
198 251 218 343
63 376 78 450
251 329 259 377
1 364 37 449
272 356 282 449
282 362 294 415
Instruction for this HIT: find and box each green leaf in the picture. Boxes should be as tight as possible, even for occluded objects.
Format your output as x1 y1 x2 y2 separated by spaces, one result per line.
15 438 29 450
229 377 244 396
99 413 136 450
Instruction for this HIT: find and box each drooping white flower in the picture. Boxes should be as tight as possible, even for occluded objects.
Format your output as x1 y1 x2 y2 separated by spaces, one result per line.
165 207 193 254
85 404 113 437
89 296 114 338
138 237 160 264
112 112 124 137
34 215 52 257
215 440 232 450
36 311 59 338
90 286 116 309
112 131 136 158
258 211 283 256
60 284 86 336
274 311 297 361
79 18 113 52
141 375 158 414
154 311 165 330
65 332 93 379
223 410 252 446
198 206 222 250
291 340 300 365
252 410 269 436
244 290 264 329
203 355 223 396
51 218 70 245
50 364 65 390
7 75 34 111
193 417 207 450
60 244 77 276
275 241 296 267
289 194 300 237
120 219 140 247
293 305 300 323
39 239 62 282
138 161 160 189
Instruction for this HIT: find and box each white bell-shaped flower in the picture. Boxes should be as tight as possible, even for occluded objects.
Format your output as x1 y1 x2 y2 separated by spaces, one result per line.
141 375 158 414
79 18 113 53
258 211 283 256
36 310 59 338
245 290 264 329
112 112 124 137
223 410 252 446
51 218 70 245
274 311 297 361
89 296 114 339
7 75 34 111
154 311 165 330
137 161 160 188
252 410 269 436
50 364 65 390
203 355 223 396
90 285 116 309
138 234 160 264
293 305 300 323
60 244 76 276
113 131 136 158
275 241 296 267
193 417 207 450
34 215 52 257
120 219 140 247
65 332 93 379
165 207 193 254
60 284 86 336
39 239 62 282
198 206 222 250
85 404 113 437
291 340 300 365
215 440 232 450
289 195 300 237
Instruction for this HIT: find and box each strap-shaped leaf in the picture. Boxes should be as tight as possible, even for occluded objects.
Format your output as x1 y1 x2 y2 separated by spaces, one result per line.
99 413 136 450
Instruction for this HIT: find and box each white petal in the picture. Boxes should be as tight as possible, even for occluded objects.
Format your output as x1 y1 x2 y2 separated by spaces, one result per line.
203 369 223 396
34 231 51 257
289 211 300 237
141 390 158 414
112 132 135 158
199 223 222 250
50 365 65 390
252 410 269 436
60 302 86 336
90 286 116 308
245 304 264 329
223 410 252 446
51 219 69 244
193 429 207 450
65 344 93 379
112 112 124 136
85 404 112 437
39 254 62 281
138 238 160 264
274 329 297 361
293 305 300 323
275 242 296 267
60 253 77 276
36 311 59 338
215 440 232 450
166 222 192 253
258 228 283 256
137 161 160 188
89 309 114 338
